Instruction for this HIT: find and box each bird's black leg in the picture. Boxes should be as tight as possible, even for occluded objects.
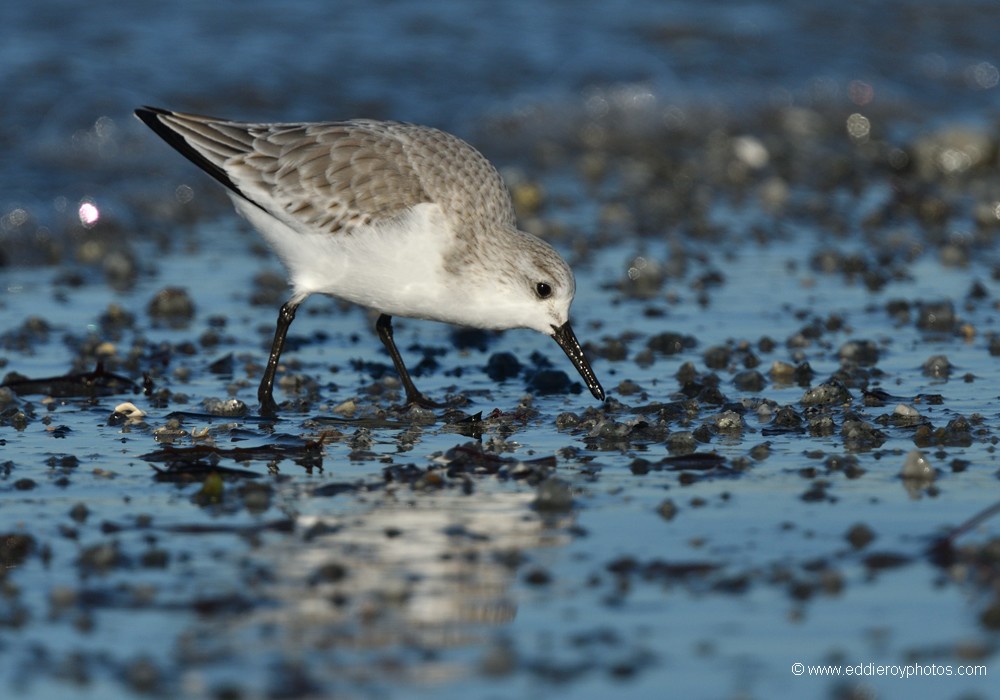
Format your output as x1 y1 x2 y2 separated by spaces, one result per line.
375 314 444 408
258 299 300 417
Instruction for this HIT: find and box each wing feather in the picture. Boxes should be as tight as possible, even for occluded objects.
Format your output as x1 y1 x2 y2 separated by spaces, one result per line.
135 106 517 239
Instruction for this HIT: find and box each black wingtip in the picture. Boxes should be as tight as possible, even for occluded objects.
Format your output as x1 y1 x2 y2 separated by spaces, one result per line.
134 105 172 130
135 105 166 118
134 105 249 202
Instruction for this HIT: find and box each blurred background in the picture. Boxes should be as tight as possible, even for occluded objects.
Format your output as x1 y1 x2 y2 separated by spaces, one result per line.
3 0 998 264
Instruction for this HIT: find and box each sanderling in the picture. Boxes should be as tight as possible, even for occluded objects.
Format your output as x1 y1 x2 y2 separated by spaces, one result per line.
135 106 605 415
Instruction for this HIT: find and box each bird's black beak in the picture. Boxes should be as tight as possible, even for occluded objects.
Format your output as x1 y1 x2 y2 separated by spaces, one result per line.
552 321 605 401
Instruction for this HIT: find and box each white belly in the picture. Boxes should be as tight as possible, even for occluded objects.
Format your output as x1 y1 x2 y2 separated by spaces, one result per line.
233 198 457 320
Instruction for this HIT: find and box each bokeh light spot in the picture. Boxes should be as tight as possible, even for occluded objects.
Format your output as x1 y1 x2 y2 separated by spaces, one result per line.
845 113 871 141
78 200 100 227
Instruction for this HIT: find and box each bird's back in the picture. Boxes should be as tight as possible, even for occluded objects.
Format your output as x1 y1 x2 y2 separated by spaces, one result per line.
135 108 517 239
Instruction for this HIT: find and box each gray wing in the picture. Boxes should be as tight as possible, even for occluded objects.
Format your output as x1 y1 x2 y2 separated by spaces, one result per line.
135 107 433 235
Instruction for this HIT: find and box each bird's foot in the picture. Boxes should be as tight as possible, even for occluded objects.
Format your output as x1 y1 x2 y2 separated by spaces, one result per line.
258 395 281 418
403 391 449 410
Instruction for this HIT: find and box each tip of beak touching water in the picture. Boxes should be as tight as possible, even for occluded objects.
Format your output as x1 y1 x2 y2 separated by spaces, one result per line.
551 321 606 402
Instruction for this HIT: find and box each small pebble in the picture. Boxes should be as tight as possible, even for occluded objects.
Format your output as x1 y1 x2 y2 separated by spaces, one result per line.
987 335 1000 356
703 345 731 370
523 567 552 586
332 398 357 416
768 360 796 383
922 355 952 378
656 499 678 521
615 379 643 396
533 477 574 512
648 331 697 355
78 541 123 573
147 287 195 324
916 300 956 332
0 386 17 406
714 410 744 433
0 533 36 567
801 381 852 406
486 352 522 381
69 503 89 523
900 449 934 480
733 369 766 392
203 398 249 417
770 405 803 430
838 339 880 366
124 656 162 694
666 432 697 455
526 369 574 396
845 523 876 549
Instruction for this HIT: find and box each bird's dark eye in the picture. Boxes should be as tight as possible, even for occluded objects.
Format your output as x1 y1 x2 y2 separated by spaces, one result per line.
535 282 552 299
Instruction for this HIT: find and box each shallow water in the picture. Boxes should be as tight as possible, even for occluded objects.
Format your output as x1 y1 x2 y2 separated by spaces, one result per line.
3 2 1000 699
